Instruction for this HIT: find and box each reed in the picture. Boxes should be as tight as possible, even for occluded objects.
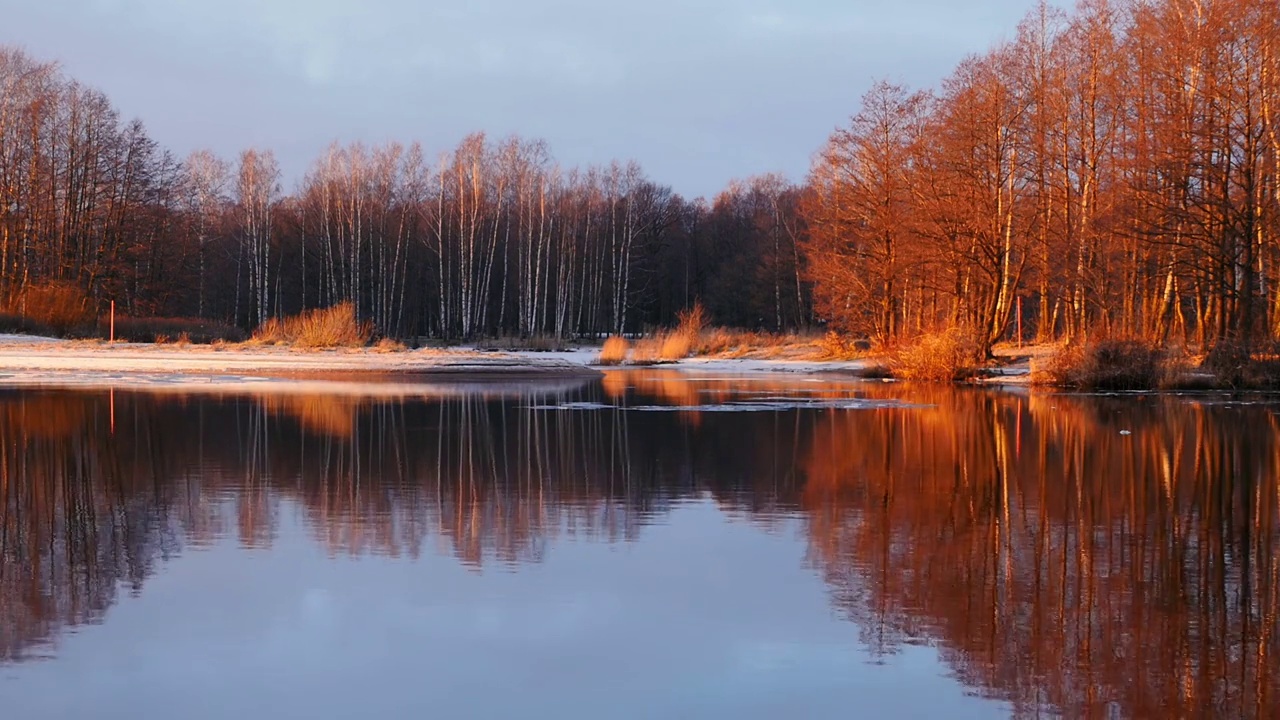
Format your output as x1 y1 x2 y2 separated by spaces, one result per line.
596 336 630 365
252 303 372 348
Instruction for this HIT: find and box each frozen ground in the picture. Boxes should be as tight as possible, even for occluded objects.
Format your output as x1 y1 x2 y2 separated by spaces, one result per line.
519 348 1032 382
500 348 875 376
0 338 599 391
0 336 1029 393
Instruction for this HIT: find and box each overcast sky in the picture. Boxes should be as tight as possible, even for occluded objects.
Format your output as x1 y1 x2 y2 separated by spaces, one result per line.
2 0 1042 198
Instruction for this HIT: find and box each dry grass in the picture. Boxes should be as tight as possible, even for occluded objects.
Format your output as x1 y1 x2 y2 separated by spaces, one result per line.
655 303 708 361
660 331 694 361
252 303 372 349
695 327 738 356
1032 339 1170 390
676 303 707 337
598 304 837 364
613 303 709 364
693 328 794 358
814 331 867 360
889 327 985 382
372 337 407 353
630 337 664 365
596 336 630 365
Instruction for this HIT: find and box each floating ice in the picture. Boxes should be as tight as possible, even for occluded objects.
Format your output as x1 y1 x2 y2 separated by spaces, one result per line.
527 398 931 412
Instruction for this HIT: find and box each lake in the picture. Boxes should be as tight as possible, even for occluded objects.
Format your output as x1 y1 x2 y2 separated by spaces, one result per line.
0 372 1276 718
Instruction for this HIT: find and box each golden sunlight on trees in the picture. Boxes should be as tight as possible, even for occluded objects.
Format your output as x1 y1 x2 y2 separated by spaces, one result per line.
805 81 928 342
1 0 1276 348
802 0 1280 354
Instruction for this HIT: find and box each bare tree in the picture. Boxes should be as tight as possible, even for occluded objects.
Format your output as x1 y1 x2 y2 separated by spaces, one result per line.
236 149 280 327
181 150 230 317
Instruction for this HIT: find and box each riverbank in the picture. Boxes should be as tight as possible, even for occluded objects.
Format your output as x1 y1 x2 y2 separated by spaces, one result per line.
515 348 878 376
0 334 1041 391
0 335 603 390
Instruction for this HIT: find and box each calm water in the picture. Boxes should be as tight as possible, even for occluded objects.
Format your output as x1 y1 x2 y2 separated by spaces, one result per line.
0 372 1277 719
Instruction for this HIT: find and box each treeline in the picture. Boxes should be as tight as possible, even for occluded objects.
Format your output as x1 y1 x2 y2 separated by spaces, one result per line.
805 0 1280 353
7 0 1276 349
0 47 807 339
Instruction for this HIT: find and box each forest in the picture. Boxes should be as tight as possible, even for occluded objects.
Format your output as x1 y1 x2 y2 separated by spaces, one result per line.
807 0 1280 354
0 0 1277 351
0 47 806 340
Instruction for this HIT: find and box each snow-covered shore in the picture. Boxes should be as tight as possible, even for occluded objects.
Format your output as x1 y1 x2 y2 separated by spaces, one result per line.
0 337 601 391
516 349 876 376
0 336 1031 393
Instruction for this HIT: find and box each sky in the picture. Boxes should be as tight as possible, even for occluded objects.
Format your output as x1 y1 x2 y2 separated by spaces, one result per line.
3 500 1006 719
1 0 1044 199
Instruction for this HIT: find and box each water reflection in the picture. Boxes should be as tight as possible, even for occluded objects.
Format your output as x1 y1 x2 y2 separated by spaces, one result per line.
0 375 1276 718
801 389 1280 718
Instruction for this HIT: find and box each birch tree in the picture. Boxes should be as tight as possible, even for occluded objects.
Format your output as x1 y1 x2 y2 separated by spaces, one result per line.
180 150 230 317
236 149 280 327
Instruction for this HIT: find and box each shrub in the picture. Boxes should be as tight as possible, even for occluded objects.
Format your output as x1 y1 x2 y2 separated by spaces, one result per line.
105 316 245 344
3 282 94 335
816 331 862 360
1199 341 1251 388
523 335 565 352
596 336 629 365
473 335 567 352
0 312 56 338
1032 339 1167 390
252 303 372 349
889 327 984 382
1198 341 1280 389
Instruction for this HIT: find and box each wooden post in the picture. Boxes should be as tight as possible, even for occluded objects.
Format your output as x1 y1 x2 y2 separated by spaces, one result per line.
110 301 115 343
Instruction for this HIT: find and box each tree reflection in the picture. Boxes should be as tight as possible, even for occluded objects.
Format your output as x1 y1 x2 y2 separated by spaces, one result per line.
801 389 1280 718
0 393 193 661
0 380 1275 717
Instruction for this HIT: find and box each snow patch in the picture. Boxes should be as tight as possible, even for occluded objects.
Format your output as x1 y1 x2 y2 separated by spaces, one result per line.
528 398 930 413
